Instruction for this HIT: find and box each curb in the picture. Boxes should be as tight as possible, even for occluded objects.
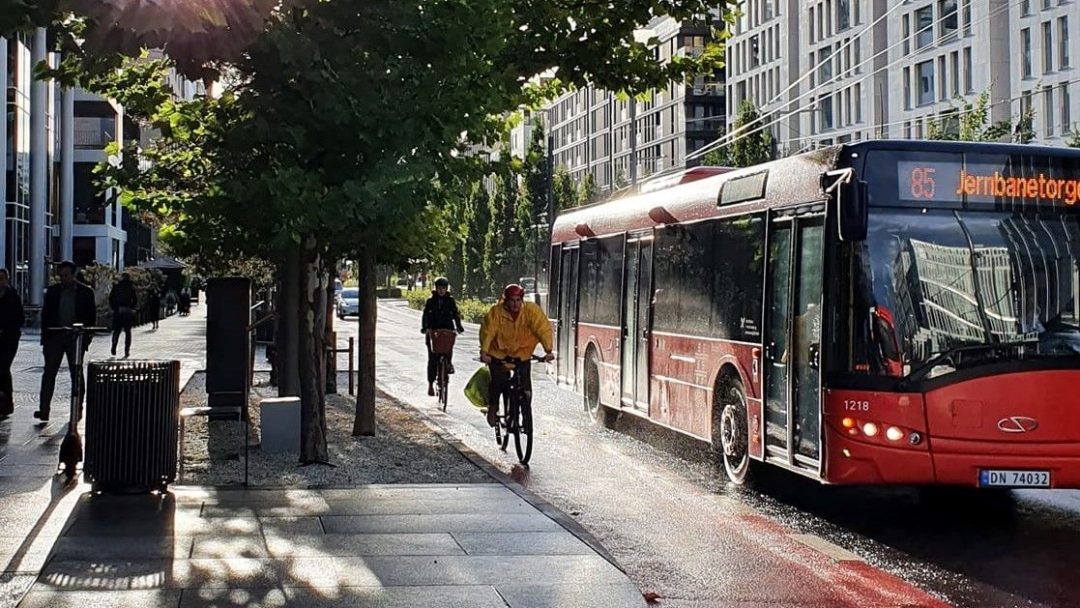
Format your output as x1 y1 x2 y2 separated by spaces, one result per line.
379 386 627 573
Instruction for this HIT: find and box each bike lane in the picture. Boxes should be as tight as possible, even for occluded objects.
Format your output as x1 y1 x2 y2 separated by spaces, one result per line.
357 301 953 608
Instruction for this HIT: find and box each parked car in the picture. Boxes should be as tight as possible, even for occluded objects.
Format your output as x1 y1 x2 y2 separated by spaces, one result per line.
337 287 360 318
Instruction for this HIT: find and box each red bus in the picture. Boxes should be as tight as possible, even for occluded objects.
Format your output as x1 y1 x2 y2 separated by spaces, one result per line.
545 140 1080 488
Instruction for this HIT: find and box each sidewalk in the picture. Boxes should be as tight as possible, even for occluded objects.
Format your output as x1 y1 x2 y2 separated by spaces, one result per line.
0 307 209 606
0 304 646 607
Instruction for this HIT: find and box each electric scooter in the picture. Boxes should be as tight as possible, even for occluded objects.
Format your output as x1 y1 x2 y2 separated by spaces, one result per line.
51 323 107 481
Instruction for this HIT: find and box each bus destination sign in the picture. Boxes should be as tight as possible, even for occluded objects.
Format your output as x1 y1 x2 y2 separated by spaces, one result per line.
897 160 1080 206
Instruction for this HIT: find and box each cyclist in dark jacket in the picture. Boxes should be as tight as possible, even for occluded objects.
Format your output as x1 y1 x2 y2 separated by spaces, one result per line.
421 277 464 396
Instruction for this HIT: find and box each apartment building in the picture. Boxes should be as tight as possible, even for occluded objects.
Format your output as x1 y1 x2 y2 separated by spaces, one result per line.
543 16 726 193
3 30 202 304
725 0 1080 154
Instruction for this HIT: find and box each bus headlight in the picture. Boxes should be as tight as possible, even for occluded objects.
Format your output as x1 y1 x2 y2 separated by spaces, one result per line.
885 426 905 442
862 422 879 437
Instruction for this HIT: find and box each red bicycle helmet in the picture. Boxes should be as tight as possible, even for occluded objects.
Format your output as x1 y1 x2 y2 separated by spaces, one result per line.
503 283 526 299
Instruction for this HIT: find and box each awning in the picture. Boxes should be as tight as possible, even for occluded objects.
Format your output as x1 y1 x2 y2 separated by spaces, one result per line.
139 255 187 270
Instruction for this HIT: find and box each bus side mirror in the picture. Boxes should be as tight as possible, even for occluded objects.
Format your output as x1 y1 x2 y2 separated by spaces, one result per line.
837 180 868 242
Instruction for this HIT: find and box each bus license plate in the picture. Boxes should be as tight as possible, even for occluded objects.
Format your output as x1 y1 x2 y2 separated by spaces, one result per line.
979 469 1050 488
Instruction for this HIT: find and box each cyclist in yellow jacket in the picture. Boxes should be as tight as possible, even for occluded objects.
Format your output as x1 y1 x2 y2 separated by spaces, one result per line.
479 284 555 427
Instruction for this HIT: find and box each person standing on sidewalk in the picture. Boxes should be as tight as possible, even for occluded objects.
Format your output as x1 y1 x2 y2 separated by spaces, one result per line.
146 287 161 330
0 270 24 419
421 277 464 396
109 273 137 358
35 261 96 422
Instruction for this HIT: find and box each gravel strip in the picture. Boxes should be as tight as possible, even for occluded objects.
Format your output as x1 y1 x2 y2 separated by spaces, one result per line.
178 372 492 487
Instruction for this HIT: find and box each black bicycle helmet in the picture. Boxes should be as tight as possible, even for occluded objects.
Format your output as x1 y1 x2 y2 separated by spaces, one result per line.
434 277 450 288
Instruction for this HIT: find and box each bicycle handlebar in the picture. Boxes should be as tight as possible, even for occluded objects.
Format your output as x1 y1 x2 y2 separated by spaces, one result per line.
490 355 549 364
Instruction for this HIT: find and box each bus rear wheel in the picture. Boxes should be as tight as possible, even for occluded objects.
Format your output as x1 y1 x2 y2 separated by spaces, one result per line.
715 377 752 485
584 354 617 428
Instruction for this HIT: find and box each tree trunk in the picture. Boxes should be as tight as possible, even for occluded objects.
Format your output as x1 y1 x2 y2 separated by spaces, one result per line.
298 238 330 463
353 247 377 436
325 258 337 395
277 249 301 397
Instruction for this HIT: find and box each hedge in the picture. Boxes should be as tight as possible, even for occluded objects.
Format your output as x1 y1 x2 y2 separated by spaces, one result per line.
405 289 490 324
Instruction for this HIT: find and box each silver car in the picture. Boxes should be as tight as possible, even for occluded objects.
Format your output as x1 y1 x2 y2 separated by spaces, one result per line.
337 287 360 318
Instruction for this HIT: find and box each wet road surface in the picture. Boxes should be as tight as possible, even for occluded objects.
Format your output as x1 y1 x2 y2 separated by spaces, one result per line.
332 301 1080 607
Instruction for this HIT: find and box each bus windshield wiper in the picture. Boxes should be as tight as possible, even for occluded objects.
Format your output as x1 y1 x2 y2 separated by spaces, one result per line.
902 340 1039 386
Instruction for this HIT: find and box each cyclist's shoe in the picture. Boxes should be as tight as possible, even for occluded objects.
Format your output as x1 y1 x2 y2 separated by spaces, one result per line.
427 384 435 396
448 363 455 374
486 406 499 427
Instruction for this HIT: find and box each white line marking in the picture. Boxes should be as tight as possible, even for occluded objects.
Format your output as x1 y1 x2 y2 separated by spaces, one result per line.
788 534 866 562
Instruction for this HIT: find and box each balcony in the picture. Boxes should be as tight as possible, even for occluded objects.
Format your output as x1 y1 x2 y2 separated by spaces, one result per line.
74 117 116 149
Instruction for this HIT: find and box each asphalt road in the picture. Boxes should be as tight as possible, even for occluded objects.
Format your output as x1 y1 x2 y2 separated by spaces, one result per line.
331 301 1080 608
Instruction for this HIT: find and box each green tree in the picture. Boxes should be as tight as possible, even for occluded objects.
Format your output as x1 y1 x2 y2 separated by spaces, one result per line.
578 172 599 205
463 182 492 298
41 0 737 460
1067 125 1080 148
927 89 1019 143
703 99 773 167
552 166 577 213
484 171 517 294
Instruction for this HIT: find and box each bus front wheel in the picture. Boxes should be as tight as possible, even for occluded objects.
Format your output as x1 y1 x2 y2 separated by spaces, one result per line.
715 377 752 485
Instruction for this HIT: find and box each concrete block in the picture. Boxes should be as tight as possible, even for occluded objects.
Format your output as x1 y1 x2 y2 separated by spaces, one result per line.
259 396 300 453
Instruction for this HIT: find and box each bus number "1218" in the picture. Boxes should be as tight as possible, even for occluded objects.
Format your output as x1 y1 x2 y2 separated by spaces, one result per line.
844 400 871 412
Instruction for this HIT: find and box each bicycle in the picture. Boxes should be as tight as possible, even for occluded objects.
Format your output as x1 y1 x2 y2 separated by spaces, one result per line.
48 323 109 481
429 329 457 412
489 355 547 466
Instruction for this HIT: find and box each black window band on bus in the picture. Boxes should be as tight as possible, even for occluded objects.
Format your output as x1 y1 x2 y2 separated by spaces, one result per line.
718 171 769 206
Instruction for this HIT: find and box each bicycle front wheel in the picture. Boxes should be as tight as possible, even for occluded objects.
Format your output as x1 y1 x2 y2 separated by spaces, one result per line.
513 397 533 465
437 358 449 411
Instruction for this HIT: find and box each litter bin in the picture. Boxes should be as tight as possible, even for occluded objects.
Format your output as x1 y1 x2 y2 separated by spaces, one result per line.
84 360 181 493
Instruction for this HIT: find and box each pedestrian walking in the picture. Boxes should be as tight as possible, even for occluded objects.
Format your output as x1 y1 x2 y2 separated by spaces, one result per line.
146 288 161 330
109 273 137 358
0 269 24 418
178 288 191 316
35 261 96 422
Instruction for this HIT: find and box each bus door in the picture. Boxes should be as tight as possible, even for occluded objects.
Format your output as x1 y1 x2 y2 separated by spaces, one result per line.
556 246 580 386
763 212 824 470
621 236 653 412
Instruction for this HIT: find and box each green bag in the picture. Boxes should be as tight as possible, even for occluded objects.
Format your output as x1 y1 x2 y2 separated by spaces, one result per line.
463 365 490 410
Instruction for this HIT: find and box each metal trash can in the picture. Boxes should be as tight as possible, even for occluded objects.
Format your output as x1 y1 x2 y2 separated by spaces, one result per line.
84 360 181 493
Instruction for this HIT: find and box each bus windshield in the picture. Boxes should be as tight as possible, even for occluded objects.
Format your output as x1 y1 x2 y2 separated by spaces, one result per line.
851 208 1080 379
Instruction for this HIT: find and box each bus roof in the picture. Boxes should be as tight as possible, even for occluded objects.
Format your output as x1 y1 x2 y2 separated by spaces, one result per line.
551 140 1080 244
552 146 841 243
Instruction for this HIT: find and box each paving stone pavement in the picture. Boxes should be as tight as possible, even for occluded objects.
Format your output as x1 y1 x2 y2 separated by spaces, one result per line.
0 304 645 607
0 308 208 607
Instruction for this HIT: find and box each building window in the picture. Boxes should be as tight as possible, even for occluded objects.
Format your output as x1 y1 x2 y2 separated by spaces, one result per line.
855 82 863 122
963 46 973 92
819 47 833 82
1043 21 1053 73
1060 17 1071 68
820 95 834 130
950 51 960 97
917 60 935 105
838 0 850 30
1042 0 1051 8
826 0 833 36
817 5 824 41
1022 0 1031 16
939 56 948 101
854 0 860 25
902 15 910 54
1022 28 1033 78
961 0 971 36
938 0 958 41
904 66 912 109
916 6 934 49
854 38 861 72
1044 87 1054 137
